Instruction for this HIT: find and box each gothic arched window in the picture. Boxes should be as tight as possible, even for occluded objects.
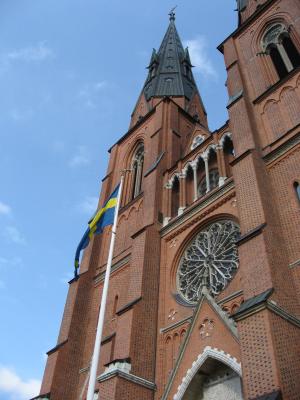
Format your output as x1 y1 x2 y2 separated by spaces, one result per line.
177 220 240 303
198 169 219 197
131 143 144 200
262 24 300 79
294 182 300 204
191 135 205 150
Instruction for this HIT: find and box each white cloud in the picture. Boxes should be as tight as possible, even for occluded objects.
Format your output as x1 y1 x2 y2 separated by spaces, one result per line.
4 42 55 64
183 36 217 79
69 145 91 168
77 196 98 215
94 81 107 91
10 108 34 122
78 81 108 108
0 202 11 216
0 366 41 400
0 256 23 268
3 227 26 245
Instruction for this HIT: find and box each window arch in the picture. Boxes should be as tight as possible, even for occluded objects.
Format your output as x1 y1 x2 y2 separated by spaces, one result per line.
130 143 144 200
191 135 205 150
262 23 300 79
198 169 219 197
294 181 300 203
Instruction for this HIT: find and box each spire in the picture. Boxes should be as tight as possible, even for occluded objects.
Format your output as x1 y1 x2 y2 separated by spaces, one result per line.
142 12 199 102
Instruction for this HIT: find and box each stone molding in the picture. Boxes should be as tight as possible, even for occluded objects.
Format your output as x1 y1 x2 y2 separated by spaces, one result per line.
160 315 192 334
161 179 235 238
236 223 267 246
264 132 300 167
97 361 156 391
30 394 50 400
227 90 243 108
289 258 300 269
173 346 242 400
94 254 130 285
116 296 142 316
217 290 243 306
46 339 68 356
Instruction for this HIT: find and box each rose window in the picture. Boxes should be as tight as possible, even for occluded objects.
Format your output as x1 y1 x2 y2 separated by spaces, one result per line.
177 220 240 303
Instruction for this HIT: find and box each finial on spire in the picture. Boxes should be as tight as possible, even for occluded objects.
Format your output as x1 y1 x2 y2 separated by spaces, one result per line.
169 6 177 21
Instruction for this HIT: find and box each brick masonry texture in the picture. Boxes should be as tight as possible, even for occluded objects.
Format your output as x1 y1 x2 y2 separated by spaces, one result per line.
38 1 300 399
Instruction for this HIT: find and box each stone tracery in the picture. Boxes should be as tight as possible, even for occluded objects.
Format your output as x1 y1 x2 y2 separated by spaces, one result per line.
177 220 240 302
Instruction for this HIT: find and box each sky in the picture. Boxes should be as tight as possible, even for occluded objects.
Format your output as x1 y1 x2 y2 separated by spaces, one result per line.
0 1 237 399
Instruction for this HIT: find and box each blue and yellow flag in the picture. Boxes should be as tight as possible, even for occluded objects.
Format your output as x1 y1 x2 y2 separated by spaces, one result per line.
74 184 120 278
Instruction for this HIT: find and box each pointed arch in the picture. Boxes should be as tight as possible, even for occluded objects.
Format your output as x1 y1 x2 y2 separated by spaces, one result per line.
130 141 145 201
173 346 242 400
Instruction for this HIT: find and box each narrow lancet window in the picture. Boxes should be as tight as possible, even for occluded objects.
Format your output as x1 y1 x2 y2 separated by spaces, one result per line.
294 182 300 203
131 143 144 200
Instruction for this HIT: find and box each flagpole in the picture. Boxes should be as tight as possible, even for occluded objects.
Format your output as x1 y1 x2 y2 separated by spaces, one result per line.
86 174 125 400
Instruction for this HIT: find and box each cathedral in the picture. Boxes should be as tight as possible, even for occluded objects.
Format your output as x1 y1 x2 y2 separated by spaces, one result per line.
35 0 300 399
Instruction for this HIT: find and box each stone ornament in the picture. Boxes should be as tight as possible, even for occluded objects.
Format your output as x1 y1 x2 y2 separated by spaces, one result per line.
199 318 214 339
168 309 177 321
177 220 240 303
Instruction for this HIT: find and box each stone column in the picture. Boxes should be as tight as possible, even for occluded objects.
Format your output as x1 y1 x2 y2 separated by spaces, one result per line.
202 153 210 193
216 144 227 187
191 161 198 201
277 43 294 72
178 172 187 215
163 182 172 226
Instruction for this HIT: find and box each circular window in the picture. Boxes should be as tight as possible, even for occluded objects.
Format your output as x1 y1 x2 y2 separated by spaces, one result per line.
177 220 240 303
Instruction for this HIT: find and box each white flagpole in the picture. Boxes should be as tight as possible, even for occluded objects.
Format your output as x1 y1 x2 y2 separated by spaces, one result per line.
86 174 124 400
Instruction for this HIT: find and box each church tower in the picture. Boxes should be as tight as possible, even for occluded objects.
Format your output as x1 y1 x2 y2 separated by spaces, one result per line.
36 2 300 399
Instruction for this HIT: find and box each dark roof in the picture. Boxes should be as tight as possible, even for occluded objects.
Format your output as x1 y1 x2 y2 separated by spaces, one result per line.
233 288 273 317
250 390 282 400
142 15 199 101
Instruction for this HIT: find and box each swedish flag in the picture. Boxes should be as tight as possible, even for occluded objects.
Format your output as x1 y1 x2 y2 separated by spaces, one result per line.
74 184 120 278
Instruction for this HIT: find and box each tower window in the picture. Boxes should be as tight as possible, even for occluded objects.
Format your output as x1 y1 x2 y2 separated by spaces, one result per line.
269 44 288 79
294 182 300 203
131 143 144 200
262 23 300 80
282 36 300 69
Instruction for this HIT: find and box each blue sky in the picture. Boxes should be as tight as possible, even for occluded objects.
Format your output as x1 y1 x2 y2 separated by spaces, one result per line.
0 1 236 398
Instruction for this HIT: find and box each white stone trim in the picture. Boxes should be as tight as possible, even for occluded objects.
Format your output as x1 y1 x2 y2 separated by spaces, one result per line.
178 206 186 216
173 346 242 400
98 364 156 391
103 360 131 375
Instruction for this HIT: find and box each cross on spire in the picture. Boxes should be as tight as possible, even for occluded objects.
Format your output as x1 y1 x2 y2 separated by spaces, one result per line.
169 6 177 21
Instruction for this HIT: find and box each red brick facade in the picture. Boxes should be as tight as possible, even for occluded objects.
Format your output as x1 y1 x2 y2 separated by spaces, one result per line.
38 1 300 399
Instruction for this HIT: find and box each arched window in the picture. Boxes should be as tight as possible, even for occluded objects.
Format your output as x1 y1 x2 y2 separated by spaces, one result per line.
191 135 204 150
294 182 300 203
262 24 300 80
198 169 219 197
171 176 180 218
131 143 144 200
281 35 300 68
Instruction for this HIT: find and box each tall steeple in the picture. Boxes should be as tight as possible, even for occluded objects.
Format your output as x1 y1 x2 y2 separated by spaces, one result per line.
130 11 208 129
142 12 200 102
